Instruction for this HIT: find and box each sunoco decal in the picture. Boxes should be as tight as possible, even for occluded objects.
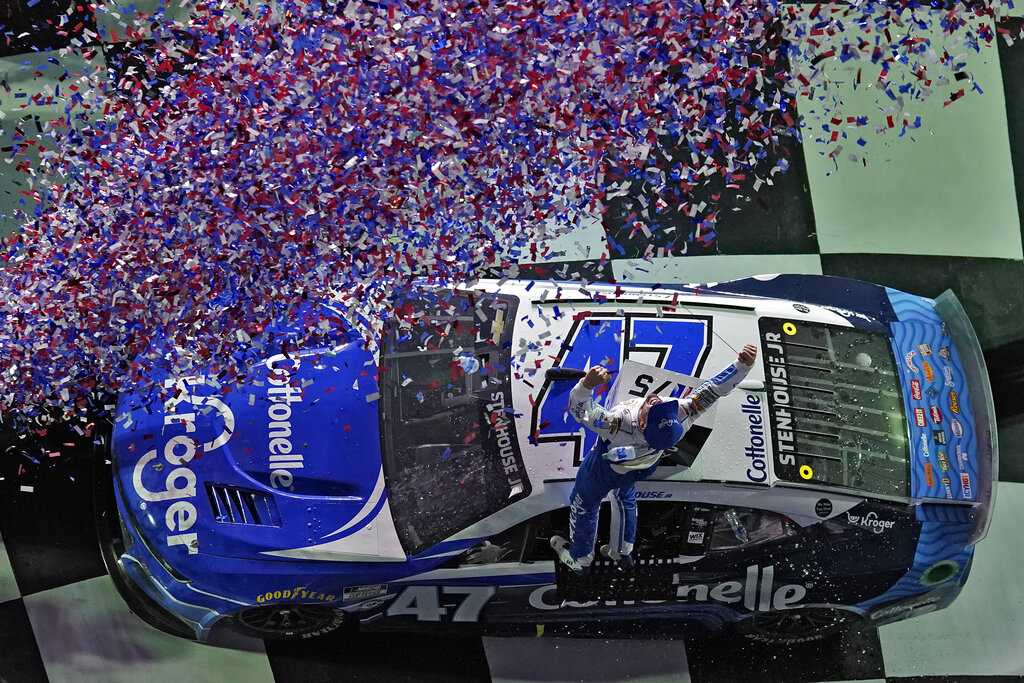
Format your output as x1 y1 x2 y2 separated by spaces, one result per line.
344 584 390 603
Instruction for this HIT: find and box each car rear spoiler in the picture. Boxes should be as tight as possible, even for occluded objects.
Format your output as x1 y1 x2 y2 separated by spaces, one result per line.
934 290 998 544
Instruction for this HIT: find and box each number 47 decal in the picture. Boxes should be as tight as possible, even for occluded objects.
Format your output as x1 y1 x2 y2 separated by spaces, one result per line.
387 586 496 622
530 311 713 464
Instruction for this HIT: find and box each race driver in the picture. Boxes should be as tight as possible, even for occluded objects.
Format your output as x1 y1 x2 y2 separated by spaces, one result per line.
551 344 758 575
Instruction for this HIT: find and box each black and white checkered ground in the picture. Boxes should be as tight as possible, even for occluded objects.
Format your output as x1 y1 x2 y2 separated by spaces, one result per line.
2 2 1024 682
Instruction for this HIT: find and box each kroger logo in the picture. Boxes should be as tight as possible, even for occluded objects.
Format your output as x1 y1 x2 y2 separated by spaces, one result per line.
131 376 236 556
659 418 677 429
846 511 896 534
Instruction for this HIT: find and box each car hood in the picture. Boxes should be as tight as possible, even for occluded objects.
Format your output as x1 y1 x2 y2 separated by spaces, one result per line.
111 341 404 569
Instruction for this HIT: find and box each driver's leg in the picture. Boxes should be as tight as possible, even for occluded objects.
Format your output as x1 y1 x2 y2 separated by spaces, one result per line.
566 448 611 566
609 481 637 561
552 440 613 573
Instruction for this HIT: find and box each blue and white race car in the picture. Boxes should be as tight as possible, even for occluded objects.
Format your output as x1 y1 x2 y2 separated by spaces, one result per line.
95 274 998 643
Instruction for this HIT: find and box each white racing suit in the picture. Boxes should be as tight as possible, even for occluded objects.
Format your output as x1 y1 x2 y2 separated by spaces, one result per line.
566 359 752 564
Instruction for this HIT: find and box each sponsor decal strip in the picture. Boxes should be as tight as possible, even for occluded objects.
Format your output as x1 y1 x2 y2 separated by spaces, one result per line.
382 565 809 622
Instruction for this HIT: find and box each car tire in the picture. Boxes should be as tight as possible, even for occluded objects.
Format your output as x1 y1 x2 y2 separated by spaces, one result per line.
733 608 864 645
233 604 347 640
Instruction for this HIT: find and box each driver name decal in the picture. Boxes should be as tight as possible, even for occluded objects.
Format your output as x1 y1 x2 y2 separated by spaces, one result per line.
761 330 797 467
485 391 525 495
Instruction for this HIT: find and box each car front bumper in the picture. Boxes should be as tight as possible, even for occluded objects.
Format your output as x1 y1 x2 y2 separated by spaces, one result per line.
93 430 227 641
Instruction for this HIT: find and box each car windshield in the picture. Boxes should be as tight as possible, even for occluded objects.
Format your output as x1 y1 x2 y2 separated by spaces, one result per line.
759 317 911 498
379 288 528 555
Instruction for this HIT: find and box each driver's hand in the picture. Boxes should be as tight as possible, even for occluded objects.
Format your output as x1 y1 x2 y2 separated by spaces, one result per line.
738 344 757 366
582 366 611 389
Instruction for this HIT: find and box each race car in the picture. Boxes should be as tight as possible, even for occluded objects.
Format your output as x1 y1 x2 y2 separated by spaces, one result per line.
94 273 998 644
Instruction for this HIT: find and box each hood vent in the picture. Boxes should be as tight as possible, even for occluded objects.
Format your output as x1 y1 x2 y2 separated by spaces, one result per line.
206 484 281 527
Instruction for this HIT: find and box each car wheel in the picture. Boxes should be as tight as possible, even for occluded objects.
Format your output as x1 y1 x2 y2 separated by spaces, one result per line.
733 608 863 645
234 604 346 640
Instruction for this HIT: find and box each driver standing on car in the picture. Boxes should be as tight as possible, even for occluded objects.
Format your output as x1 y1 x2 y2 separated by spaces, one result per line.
551 344 758 575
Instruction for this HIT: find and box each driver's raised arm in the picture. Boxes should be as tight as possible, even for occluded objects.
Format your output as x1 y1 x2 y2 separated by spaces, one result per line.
678 344 758 420
567 366 619 439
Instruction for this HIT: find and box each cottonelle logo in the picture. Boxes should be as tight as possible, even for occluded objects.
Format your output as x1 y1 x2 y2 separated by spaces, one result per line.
131 376 236 555
741 393 768 483
528 565 806 613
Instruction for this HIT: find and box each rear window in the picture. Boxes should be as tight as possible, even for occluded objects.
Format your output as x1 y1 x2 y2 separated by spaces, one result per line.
759 317 911 498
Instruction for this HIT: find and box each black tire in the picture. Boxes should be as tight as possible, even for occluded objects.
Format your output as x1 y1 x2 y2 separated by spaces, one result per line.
733 608 864 645
233 604 347 640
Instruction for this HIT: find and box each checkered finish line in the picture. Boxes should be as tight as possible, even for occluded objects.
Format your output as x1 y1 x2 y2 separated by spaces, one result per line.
0 1 1022 682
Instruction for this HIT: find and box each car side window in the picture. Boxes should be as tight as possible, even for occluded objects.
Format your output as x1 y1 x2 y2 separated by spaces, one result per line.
709 507 798 551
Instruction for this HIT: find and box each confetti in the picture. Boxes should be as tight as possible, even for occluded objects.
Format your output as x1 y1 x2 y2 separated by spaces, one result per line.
0 0 1015 441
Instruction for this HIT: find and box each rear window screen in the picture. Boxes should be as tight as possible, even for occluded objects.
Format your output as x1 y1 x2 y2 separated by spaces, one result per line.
759 318 910 498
